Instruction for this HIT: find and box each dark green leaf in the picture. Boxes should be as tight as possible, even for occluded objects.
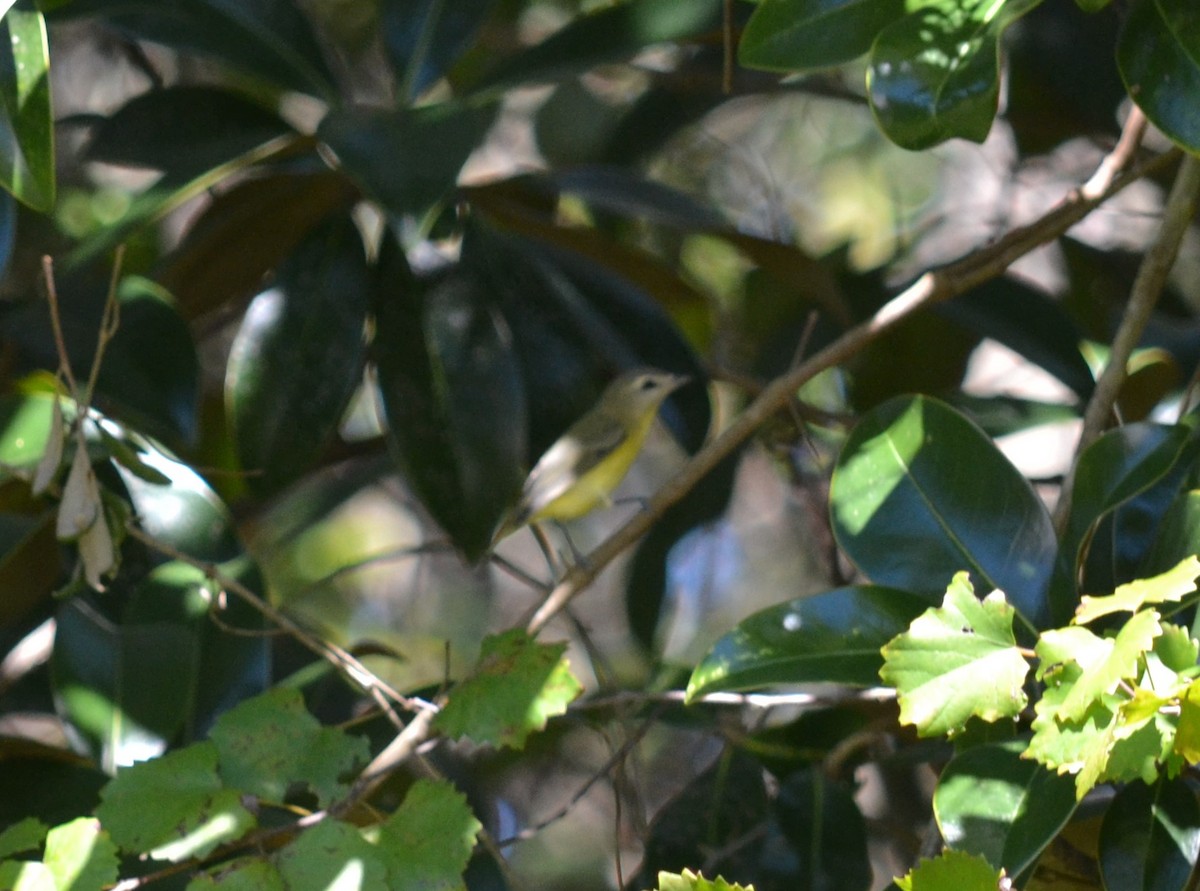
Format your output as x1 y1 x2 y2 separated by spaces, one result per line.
157 170 356 320
0 511 59 628
1099 778 1200 891
867 0 1042 149
831 395 1056 627
274 820 387 890
318 100 497 221
687 585 931 699
774 768 871 891
0 2 54 211
53 0 336 99
1062 423 1193 582
935 740 1076 876
84 86 294 178
739 0 905 71
1117 0 1200 153
226 213 369 496
467 0 722 91
381 0 497 101
375 239 526 561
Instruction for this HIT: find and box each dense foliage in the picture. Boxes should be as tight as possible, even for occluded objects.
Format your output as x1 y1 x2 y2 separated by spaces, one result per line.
0 0 1198 889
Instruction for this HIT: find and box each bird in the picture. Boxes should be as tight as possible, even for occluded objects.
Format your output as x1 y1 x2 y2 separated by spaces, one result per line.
496 368 690 542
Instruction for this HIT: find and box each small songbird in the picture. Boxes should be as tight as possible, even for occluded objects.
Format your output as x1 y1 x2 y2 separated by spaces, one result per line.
497 368 690 540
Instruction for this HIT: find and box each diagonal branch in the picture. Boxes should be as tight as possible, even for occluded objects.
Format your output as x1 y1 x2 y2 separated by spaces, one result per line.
525 146 1181 635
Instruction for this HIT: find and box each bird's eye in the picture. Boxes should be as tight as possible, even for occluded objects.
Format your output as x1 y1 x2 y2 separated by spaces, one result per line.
639 377 658 391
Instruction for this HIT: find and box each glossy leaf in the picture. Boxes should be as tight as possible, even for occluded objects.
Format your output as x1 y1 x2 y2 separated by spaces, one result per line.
867 0 1042 149
739 0 905 71
226 214 369 496
468 0 722 90
831 394 1056 627
381 0 497 101
0 2 53 211
157 170 356 320
1061 423 1193 582
318 101 497 221
54 0 336 99
934 740 1076 876
1117 0 1200 153
1099 778 1200 891
374 240 527 561
686 585 931 699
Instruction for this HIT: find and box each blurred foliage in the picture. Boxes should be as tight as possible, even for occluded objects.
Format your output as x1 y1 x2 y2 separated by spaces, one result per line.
0 0 1197 889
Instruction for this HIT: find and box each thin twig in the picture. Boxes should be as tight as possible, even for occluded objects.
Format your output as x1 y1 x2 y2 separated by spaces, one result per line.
525 146 1180 636
1053 153 1200 534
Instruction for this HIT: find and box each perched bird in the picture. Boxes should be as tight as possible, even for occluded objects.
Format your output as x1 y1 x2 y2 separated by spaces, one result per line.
497 368 690 540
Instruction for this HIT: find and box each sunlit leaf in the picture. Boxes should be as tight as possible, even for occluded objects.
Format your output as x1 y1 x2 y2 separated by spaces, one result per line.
375 779 481 890
43 818 118 891
739 0 905 71
894 849 1003 891
1075 556 1200 624
879 573 1030 737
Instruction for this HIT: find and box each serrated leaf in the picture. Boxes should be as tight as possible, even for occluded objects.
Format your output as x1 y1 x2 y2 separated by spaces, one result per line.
434 630 582 749
655 869 754 891
1076 556 1200 624
879 573 1030 737
210 688 369 808
43 817 118 891
1117 0 1200 153
97 742 256 861
934 740 1076 876
831 395 1055 627
894 848 1003 891
1099 777 1200 891
0 818 46 859
1035 609 1162 723
0 3 54 212
738 0 904 71
687 585 930 699
190 855 286 890
375 779 481 891
867 0 1041 150
274 820 387 891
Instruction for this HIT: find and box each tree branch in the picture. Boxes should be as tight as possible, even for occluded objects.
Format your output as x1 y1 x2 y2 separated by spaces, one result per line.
525 146 1181 635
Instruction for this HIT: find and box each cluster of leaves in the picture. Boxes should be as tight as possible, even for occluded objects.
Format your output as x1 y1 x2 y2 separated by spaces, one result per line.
0 0 1195 889
691 394 1200 888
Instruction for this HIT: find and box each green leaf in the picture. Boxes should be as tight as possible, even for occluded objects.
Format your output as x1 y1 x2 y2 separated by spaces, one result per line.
879 573 1030 737
375 244 527 561
274 820 386 891
655 868 755 890
434 629 582 749
0 511 59 629
1176 679 1200 763
867 0 1042 149
0 2 53 211
158 170 356 320
0 819 46 859
1099 778 1200 891
895 849 1004 890
468 0 723 90
686 585 931 699
1075 556 1200 624
54 0 336 99
831 394 1055 627
43 817 118 891
96 742 256 861
376 779 482 891
226 213 369 496
0 391 56 470
934 740 1076 876
1061 423 1193 588
0 860 53 891
381 0 497 101
318 100 498 221
739 0 905 71
191 855 286 890
84 86 293 178
210 688 368 808
1117 0 1200 153
1027 664 1122 799
1036 610 1162 723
